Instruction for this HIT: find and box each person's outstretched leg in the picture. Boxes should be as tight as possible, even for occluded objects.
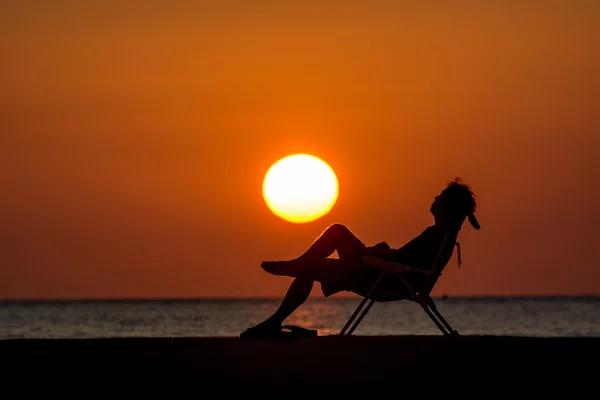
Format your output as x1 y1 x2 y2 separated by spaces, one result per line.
261 223 367 277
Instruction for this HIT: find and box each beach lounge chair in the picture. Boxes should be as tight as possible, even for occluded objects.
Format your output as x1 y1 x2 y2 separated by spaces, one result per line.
339 229 463 336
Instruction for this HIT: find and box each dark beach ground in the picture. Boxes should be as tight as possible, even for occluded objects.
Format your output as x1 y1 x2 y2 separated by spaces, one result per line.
1 335 598 392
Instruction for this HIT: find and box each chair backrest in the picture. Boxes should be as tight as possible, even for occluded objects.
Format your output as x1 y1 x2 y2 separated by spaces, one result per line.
420 229 460 295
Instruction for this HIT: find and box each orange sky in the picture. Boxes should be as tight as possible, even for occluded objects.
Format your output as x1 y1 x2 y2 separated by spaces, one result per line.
1 1 599 299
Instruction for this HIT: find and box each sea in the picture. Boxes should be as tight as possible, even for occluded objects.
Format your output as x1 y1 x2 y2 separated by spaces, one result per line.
1 297 599 339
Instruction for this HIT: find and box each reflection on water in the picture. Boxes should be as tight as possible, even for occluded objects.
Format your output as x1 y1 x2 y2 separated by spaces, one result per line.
1 297 599 339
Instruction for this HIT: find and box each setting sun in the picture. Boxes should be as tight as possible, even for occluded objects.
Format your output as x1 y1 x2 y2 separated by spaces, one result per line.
262 154 339 223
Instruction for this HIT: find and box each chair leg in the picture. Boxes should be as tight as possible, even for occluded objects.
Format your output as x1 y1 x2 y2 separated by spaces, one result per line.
347 299 375 336
426 296 459 335
340 272 385 336
342 296 456 336
420 303 450 335
340 297 369 336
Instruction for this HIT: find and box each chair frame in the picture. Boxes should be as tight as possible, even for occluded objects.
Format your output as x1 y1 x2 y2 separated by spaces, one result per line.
339 230 460 336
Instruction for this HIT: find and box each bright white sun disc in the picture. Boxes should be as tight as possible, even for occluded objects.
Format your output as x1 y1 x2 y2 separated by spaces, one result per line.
262 154 339 223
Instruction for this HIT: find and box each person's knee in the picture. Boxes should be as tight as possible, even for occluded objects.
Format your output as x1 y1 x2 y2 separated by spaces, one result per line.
326 223 349 236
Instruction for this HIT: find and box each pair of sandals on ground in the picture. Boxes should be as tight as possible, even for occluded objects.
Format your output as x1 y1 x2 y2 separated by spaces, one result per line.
240 321 318 339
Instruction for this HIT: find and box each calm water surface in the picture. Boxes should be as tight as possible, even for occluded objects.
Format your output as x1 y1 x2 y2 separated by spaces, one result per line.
1 297 599 339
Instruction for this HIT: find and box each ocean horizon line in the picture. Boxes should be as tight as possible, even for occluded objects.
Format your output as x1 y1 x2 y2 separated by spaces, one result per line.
1 294 600 303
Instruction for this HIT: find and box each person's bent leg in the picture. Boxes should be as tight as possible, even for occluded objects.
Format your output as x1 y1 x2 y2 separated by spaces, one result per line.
297 223 367 260
240 278 314 338
259 259 359 327
240 258 368 337
262 224 367 277
263 278 314 326
242 224 369 338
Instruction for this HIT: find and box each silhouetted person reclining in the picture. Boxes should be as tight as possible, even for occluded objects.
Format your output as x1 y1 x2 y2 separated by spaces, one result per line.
240 177 480 338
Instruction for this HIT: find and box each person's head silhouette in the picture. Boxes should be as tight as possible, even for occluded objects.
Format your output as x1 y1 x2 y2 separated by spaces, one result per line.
431 177 480 230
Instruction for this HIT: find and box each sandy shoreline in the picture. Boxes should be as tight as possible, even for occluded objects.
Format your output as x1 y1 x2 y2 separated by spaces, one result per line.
1 335 598 391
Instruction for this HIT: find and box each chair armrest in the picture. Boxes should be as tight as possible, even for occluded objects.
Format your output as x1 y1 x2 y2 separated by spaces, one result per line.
362 256 433 275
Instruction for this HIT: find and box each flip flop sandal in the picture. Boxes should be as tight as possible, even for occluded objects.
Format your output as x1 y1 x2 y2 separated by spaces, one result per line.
240 324 318 339
281 325 318 338
240 323 285 339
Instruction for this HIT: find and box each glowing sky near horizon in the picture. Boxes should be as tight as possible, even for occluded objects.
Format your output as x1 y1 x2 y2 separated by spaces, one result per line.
1 1 599 299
